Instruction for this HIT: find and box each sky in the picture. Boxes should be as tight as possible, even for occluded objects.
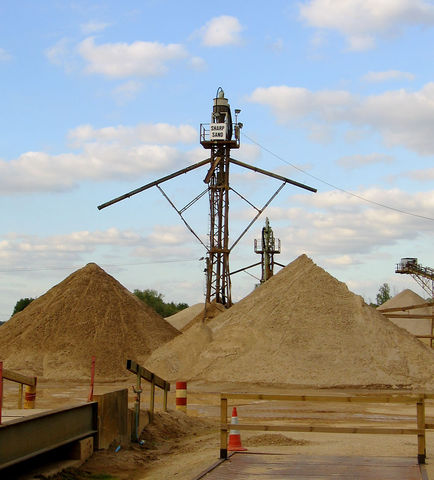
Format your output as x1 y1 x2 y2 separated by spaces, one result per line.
1 0 434 321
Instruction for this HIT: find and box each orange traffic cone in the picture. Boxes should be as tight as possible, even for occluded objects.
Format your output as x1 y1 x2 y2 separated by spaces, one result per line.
228 407 247 451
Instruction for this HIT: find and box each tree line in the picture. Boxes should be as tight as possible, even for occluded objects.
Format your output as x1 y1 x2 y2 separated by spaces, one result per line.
7 289 188 319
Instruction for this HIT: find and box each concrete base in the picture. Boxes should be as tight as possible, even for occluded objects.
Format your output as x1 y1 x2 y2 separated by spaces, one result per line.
68 436 94 461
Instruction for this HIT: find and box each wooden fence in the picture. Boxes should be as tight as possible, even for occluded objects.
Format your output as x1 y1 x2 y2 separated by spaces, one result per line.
379 301 434 347
220 392 434 464
126 360 170 441
1 365 37 412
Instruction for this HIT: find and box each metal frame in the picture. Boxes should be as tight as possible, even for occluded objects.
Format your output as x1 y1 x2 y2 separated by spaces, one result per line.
98 90 317 308
0 402 97 470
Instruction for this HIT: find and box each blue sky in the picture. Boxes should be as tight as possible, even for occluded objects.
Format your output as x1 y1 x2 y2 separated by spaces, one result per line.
1 0 433 321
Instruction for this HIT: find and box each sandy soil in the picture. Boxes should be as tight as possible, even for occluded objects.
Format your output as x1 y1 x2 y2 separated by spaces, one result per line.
3 380 433 479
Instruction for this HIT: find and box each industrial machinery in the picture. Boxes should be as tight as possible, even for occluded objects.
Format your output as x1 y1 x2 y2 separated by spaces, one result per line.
395 258 434 299
254 217 282 283
98 88 316 307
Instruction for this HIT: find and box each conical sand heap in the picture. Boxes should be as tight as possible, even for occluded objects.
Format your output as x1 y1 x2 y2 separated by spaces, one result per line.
146 255 434 389
378 289 433 342
0 263 180 380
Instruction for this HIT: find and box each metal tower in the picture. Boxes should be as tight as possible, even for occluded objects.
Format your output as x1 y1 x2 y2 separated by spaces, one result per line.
254 217 281 283
98 88 316 307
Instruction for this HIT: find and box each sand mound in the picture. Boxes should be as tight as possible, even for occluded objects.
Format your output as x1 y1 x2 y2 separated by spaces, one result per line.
166 304 205 331
0 263 179 380
378 289 433 341
244 434 309 447
146 255 434 389
180 302 225 332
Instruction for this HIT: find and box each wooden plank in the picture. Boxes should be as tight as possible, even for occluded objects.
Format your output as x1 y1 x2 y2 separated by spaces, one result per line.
382 314 434 319
379 302 434 313
3 369 36 387
220 397 228 459
126 359 169 391
417 400 426 464
224 423 421 435
202 454 422 479
221 393 424 404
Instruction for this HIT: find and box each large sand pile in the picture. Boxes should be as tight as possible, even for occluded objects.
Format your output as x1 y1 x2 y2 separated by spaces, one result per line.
378 289 433 342
0 263 180 380
146 255 434 389
166 304 205 330
166 302 225 332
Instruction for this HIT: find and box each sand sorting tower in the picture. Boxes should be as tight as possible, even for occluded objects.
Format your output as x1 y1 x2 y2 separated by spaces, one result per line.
0 263 179 380
146 255 434 389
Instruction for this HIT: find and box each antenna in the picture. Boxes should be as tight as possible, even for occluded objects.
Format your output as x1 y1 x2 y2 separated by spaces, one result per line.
98 89 317 308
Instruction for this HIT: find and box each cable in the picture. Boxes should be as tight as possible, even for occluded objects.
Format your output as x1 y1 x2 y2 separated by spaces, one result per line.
243 132 434 222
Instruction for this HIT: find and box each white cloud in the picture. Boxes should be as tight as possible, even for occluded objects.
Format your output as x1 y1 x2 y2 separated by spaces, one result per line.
198 15 243 47
0 122 199 194
189 56 207 70
0 48 12 61
45 38 76 72
337 153 394 169
0 226 196 267
80 21 111 34
68 123 197 146
362 70 415 83
112 80 143 104
406 167 434 182
271 188 434 258
78 37 188 78
300 0 434 50
248 83 434 155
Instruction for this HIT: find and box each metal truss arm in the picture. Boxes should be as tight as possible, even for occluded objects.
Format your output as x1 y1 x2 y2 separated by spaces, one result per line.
230 261 261 276
230 182 286 252
156 185 209 251
98 158 211 210
230 158 317 193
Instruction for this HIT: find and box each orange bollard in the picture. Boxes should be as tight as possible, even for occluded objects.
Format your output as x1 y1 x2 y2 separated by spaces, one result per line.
176 381 187 413
24 384 37 409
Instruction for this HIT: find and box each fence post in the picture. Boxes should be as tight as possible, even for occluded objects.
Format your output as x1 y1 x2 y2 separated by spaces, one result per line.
18 383 23 409
163 383 168 412
220 396 228 459
417 398 426 464
0 362 3 425
87 356 96 402
149 374 155 421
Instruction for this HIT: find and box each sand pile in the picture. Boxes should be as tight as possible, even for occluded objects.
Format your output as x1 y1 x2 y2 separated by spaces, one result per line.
166 304 205 330
166 302 225 332
180 302 225 332
378 289 433 343
146 255 434 389
0 263 179 380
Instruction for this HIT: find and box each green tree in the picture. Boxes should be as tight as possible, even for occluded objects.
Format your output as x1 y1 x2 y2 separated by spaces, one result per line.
133 289 188 317
11 297 35 316
376 283 391 306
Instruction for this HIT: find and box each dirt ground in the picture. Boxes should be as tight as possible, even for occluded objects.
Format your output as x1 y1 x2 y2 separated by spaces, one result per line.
2 380 434 479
